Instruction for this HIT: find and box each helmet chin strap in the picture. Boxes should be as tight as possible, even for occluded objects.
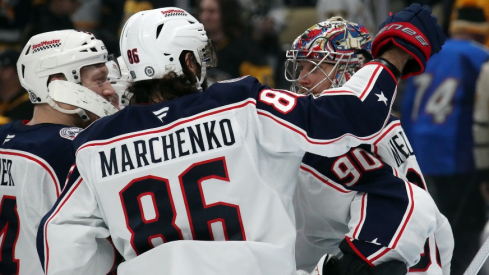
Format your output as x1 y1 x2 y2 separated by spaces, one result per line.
47 80 119 121
195 66 207 92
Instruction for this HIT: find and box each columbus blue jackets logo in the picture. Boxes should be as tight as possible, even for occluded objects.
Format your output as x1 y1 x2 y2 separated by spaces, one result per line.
59 127 83 140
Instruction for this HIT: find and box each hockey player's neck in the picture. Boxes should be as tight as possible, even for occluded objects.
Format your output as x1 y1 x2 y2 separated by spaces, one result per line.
27 104 89 128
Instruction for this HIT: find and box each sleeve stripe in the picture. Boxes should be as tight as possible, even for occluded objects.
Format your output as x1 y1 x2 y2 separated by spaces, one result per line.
257 110 380 145
359 65 382 101
391 180 415 249
77 99 257 153
369 61 398 86
368 246 391 263
353 193 367 239
300 164 352 193
345 236 376 267
0 149 61 196
346 236 392 266
372 122 402 155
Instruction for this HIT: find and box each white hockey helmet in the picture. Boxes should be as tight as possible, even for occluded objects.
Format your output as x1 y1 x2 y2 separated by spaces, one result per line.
17 30 118 121
106 56 132 107
119 7 217 90
18 30 109 103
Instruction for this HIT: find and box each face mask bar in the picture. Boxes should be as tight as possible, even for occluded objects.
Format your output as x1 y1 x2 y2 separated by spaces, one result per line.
285 49 359 95
200 40 218 68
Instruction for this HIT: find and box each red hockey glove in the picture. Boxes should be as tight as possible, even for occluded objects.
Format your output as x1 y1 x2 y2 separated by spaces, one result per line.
372 3 446 79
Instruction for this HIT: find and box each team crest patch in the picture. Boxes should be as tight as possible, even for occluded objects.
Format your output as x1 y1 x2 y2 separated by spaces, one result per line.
59 127 82 140
32 39 61 53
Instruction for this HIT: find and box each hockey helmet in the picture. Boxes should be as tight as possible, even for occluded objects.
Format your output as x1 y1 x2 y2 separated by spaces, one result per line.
17 30 118 120
285 17 372 95
119 7 217 90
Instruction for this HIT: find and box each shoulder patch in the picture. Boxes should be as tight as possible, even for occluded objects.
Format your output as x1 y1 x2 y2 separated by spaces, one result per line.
59 127 83 140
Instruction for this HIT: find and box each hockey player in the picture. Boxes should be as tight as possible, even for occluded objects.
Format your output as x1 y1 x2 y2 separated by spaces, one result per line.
0 30 119 274
286 15 453 274
38 5 445 275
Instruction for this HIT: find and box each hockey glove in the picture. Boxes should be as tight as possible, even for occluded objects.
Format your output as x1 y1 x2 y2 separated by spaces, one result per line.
313 240 407 275
372 3 446 79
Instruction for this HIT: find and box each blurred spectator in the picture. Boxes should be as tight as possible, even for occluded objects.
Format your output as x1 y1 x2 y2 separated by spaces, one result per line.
72 0 124 55
316 0 376 35
401 5 489 275
25 0 79 39
240 0 287 88
0 49 33 124
0 0 33 50
198 0 274 86
452 0 489 46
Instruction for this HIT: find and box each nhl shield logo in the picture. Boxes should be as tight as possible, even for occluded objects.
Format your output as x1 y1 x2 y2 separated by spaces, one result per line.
59 127 83 140
145 66 155 77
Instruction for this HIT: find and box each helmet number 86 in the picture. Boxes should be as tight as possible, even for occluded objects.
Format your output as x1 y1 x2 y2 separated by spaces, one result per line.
127 48 140 64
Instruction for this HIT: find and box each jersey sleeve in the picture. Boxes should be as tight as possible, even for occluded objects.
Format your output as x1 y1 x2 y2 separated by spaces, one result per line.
295 147 440 268
255 61 399 158
370 117 427 189
37 165 116 275
369 117 454 273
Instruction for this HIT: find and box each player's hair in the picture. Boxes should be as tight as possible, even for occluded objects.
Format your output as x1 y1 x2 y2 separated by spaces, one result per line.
127 51 207 104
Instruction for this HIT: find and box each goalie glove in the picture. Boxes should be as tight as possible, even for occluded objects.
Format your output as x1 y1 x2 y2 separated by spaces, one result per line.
372 3 446 79
312 240 407 275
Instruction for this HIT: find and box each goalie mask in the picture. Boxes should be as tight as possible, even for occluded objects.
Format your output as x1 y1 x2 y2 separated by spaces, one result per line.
120 7 217 91
285 17 372 95
17 30 118 121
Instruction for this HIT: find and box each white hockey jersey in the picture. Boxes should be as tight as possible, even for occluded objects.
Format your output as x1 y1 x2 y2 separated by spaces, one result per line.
0 122 81 274
294 116 454 274
38 62 439 275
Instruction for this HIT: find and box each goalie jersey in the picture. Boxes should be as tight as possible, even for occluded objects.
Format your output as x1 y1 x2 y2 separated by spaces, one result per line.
38 62 439 275
0 121 80 274
294 115 454 274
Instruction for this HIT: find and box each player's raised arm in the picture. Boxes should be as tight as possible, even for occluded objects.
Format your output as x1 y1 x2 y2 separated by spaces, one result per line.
265 3 446 159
